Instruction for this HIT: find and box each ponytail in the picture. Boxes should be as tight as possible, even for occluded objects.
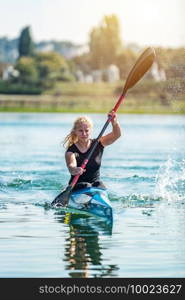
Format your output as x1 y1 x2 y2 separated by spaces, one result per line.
63 131 78 149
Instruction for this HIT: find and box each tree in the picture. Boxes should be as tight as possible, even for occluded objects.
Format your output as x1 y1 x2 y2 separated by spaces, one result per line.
155 47 185 79
18 26 34 57
72 53 91 74
13 51 73 90
14 57 39 85
89 14 123 69
34 51 72 88
116 49 137 79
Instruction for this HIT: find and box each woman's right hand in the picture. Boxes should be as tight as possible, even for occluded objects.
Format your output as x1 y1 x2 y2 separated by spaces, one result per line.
71 167 86 176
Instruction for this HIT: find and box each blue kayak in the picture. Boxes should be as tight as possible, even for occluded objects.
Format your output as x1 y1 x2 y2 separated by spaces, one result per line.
67 187 113 221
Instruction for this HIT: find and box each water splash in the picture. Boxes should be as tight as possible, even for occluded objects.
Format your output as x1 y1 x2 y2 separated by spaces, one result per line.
154 157 185 203
109 192 161 208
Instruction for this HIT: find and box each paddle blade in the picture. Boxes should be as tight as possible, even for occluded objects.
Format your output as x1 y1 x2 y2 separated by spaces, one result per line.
123 47 156 94
51 186 72 207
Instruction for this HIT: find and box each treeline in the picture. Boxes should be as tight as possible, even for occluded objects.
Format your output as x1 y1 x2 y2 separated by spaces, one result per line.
0 27 76 94
0 15 184 95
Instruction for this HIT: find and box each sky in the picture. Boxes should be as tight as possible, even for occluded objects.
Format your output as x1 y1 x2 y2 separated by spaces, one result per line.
0 0 185 48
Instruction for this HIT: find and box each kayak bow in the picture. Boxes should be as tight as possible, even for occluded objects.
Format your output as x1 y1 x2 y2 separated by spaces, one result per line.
53 187 113 222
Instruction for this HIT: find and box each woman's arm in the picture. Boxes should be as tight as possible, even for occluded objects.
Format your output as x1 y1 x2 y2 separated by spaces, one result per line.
65 151 85 175
100 112 121 147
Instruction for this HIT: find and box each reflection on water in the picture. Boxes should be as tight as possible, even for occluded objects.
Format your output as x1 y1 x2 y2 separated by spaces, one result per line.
54 211 116 278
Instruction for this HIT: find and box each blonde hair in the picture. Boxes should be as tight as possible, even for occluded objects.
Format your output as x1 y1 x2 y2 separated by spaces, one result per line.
63 116 93 148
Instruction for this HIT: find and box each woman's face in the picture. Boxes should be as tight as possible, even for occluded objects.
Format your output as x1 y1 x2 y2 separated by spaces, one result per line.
75 123 91 141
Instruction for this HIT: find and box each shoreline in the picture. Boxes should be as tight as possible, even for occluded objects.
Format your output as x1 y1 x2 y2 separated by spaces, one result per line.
0 91 184 115
0 108 184 115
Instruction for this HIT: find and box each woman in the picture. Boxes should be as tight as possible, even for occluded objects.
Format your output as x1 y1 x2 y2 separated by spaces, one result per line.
63 111 121 191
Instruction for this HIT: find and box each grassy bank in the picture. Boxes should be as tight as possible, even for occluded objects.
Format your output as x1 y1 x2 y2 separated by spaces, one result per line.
0 81 184 114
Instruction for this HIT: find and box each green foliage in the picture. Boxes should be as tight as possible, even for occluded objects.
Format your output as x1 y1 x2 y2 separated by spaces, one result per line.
14 56 39 85
34 51 72 88
89 14 122 69
0 80 42 94
18 26 35 57
11 51 73 91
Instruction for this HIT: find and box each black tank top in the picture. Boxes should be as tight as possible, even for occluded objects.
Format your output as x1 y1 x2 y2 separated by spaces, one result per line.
66 139 104 184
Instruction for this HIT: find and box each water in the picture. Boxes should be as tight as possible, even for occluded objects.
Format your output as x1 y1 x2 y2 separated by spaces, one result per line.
0 113 185 278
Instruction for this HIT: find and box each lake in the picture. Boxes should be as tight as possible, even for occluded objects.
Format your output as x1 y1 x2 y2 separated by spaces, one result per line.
0 112 185 278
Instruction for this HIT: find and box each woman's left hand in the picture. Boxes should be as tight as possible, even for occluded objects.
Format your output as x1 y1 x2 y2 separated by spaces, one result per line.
108 111 118 125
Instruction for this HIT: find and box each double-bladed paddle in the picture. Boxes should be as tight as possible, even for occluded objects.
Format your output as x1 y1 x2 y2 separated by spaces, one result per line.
51 47 156 207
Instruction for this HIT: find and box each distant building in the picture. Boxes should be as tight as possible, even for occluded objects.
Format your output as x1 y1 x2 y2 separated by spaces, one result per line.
75 70 85 82
62 44 89 59
104 64 120 83
75 64 120 83
36 42 54 52
36 41 89 59
84 74 93 83
0 38 19 63
150 61 166 81
0 36 90 63
92 70 102 82
2 65 19 80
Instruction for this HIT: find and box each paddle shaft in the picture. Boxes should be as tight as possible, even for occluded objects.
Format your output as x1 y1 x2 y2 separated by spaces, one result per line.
70 92 125 188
